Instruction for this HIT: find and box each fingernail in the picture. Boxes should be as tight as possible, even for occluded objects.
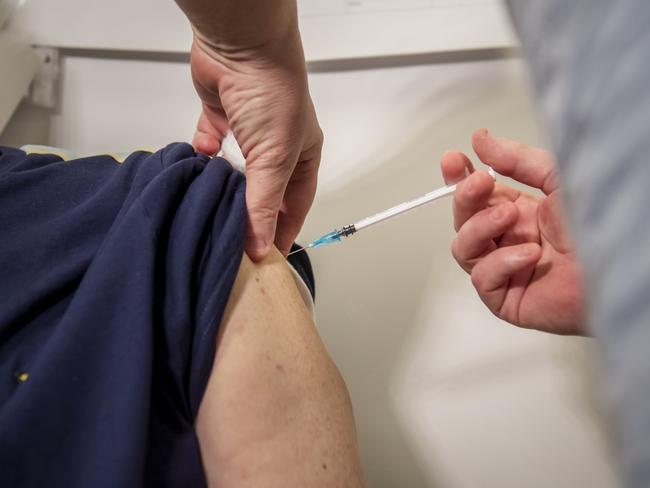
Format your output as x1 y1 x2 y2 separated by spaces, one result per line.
519 245 534 258
246 236 269 257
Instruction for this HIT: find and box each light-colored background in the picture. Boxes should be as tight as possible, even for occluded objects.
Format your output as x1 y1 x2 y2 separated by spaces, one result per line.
7 0 515 59
1 2 621 487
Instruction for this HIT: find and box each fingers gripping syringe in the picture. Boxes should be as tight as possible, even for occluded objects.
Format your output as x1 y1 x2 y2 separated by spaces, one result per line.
289 168 496 255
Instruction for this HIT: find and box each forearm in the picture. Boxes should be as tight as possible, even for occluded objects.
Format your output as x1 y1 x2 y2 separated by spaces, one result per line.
176 0 320 262
175 0 300 55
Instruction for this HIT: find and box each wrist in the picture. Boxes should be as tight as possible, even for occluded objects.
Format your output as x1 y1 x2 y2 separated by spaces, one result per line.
191 27 309 102
180 0 302 65
193 24 305 70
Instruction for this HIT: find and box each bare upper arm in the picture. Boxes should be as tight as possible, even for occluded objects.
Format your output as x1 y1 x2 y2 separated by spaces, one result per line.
196 248 366 487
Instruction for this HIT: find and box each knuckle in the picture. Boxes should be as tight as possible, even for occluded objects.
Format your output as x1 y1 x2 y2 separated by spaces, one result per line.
451 238 462 262
295 156 320 177
252 147 295 169
451 239 472 273
315 125 324 145
248 204 278 225
470 268 485 291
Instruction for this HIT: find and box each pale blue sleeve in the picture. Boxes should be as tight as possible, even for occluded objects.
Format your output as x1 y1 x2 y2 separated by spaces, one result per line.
508 1 650 485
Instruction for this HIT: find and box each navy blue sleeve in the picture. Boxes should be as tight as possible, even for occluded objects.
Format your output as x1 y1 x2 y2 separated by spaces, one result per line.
0 143 246 487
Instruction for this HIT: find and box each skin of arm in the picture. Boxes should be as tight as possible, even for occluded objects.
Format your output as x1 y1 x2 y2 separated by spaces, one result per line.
196 248 366 487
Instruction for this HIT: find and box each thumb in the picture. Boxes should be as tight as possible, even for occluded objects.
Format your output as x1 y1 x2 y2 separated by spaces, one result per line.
472 128 559 194
244 154 295 262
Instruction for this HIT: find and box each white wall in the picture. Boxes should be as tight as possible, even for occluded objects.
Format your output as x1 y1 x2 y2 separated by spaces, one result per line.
0 32 38 133
1 54 620 488
8 0 516 59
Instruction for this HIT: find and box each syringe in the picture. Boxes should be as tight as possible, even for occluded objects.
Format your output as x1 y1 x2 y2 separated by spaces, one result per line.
289 167 496 255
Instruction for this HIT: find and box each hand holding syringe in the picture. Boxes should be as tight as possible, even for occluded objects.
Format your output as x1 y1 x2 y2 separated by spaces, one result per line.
289 167 496 255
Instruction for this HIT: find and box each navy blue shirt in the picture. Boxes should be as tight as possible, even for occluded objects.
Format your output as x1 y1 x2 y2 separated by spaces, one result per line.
0 144 246 487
